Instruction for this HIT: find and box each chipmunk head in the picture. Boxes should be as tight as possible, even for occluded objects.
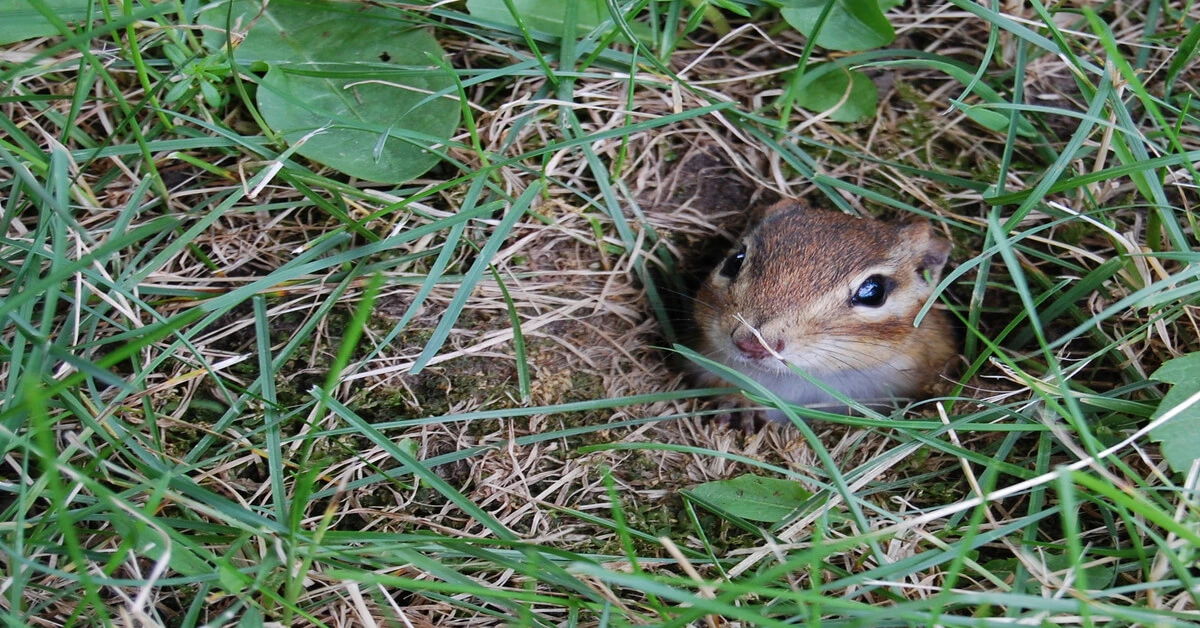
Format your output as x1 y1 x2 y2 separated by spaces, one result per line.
694 201 954 408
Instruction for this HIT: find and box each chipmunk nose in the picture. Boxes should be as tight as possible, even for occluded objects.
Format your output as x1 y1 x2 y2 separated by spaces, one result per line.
733 335 784 360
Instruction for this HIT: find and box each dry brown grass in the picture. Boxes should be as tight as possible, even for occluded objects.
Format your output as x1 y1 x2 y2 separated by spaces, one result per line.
3 0 1200 625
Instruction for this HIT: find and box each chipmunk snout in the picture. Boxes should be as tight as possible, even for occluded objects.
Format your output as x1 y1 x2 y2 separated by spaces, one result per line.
733 335 784 360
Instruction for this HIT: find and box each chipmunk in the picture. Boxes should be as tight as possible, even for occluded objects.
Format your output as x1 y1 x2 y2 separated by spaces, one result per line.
692 200 956 421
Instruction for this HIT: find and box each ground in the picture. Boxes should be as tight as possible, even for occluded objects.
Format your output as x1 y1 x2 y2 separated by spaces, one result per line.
3 1 1200 626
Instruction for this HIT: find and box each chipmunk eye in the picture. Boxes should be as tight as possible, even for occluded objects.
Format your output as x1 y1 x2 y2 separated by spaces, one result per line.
719 249 746 279
851 275 889 307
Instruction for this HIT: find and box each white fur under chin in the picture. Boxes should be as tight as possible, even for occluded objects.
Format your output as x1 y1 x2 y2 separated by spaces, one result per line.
715 354 921 421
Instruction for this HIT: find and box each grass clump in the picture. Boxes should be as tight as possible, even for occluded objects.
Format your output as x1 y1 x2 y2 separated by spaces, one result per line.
2 0 1199 626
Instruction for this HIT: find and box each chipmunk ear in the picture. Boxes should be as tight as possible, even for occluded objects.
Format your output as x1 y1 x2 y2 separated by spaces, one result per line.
751 199 805 223
899 221 952 281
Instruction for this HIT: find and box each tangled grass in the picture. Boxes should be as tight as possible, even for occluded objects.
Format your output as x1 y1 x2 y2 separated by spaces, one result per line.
2 0 1199 625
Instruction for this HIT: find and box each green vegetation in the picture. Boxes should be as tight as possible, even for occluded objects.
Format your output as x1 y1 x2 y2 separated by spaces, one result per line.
1 0 1198 626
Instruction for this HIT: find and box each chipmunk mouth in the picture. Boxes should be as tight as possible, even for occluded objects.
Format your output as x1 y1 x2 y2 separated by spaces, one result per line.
727 349 793 372
726 345 831 375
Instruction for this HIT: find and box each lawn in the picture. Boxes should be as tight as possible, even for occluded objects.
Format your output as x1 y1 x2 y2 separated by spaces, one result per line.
2 0 1199 626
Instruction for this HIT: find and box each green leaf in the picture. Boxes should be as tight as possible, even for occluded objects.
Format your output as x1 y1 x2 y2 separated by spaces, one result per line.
237 606 265 628
791 63 877 122
982 554 1117 589
200 0 459 184
1149 353 1200 475
218 558 252 594
1165 22 1200 93
399 437 420 488
0 0 95 45
466 0 653 43
686 474 813 523
109 517 211 579
773 0 895 52
865 58 1040 137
